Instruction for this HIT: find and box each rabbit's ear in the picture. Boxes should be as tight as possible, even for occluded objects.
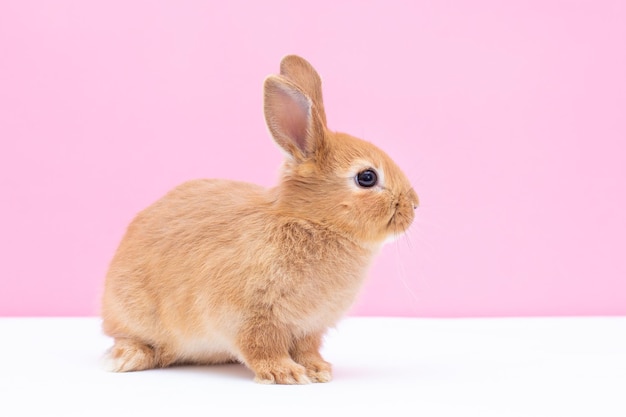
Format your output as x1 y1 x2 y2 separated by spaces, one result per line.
279 55 327 127
264 75 325 161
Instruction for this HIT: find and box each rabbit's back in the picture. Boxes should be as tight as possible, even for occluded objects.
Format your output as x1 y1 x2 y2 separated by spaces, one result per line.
101 179 270 349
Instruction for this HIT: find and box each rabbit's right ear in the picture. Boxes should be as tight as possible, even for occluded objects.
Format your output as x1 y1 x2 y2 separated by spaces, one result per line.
264 76 326 161
279 55 327 127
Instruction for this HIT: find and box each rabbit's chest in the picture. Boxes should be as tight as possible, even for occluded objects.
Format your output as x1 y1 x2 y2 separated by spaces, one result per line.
243 220 375 330
268 250 370 331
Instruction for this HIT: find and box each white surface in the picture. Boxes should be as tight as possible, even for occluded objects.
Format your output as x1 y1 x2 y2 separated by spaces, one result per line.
0 317 625 416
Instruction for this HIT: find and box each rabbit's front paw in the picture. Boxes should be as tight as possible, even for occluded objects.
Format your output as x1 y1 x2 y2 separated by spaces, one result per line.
252 358 311 385
303 359 332 383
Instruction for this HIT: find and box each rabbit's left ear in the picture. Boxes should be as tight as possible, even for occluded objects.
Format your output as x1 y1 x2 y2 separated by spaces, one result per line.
264 75 326 161
279 55 327 127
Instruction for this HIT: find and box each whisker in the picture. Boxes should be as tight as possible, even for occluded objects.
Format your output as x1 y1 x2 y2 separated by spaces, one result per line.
405 213 437 255
392 234 421 312
403 228 414 250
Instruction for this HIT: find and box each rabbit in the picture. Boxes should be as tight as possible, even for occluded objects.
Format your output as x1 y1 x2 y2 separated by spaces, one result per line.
101 55 419 384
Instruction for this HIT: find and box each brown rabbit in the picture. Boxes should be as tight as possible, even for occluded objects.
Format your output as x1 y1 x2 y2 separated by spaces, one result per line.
101 55 418 384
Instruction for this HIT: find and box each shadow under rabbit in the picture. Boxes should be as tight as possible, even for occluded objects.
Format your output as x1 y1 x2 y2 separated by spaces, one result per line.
148 362 255 382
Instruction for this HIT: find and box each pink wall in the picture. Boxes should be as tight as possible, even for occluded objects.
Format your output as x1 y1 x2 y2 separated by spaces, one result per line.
1 1 625 317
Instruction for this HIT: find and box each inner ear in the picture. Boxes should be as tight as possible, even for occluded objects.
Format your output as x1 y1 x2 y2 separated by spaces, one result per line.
273 86 311 154
264 76 314 159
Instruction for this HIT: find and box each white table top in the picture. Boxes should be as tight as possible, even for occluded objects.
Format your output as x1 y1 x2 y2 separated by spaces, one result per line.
1 317 624 416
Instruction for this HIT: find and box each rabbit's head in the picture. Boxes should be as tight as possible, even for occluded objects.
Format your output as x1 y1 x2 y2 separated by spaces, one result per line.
265 55 418 246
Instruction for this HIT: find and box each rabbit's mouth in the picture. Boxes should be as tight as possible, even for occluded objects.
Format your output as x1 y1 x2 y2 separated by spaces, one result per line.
386 195 416 237
384 210 410 243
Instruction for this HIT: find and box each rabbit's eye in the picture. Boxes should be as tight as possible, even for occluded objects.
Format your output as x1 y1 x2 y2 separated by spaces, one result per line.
356 169 378 188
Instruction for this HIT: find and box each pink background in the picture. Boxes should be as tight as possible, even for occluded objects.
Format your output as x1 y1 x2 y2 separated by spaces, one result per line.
1 1 625 317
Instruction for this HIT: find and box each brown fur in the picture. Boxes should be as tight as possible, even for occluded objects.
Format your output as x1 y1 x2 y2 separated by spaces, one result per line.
101 55 418 384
